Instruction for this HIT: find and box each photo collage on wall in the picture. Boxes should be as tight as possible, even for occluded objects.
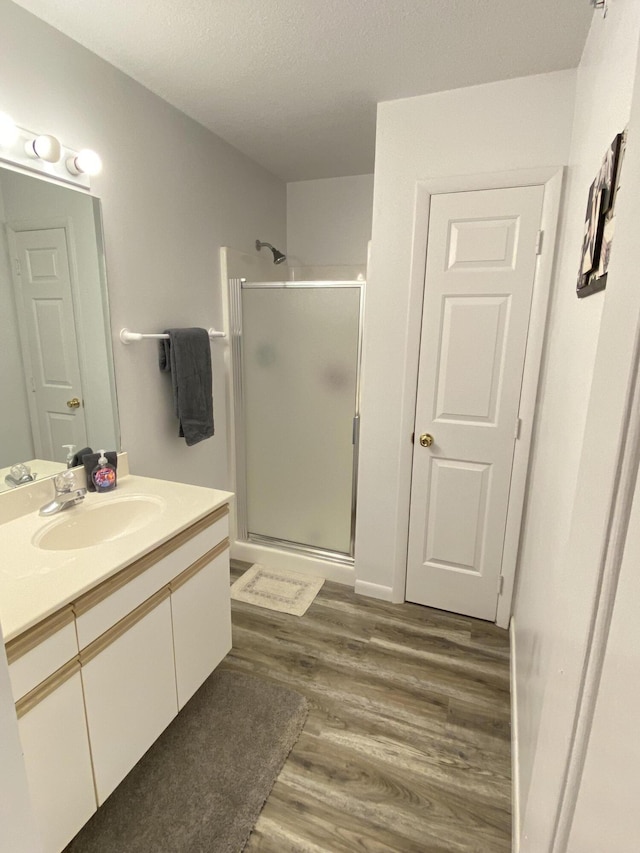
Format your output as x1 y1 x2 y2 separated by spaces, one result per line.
577 130 627 298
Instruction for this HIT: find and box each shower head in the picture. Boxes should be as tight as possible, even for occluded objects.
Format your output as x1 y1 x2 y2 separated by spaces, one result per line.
256 239 287 265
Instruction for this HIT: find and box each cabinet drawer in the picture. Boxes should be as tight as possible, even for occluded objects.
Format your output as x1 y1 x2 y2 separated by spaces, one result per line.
75 506 229 649
7 608 78 701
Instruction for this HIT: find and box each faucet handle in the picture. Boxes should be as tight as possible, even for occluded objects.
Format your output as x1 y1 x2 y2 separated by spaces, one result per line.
10 463 33 483
54 470 76 493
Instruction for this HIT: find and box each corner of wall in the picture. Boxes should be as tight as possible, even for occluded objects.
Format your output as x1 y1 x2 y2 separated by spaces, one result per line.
353 579 395 602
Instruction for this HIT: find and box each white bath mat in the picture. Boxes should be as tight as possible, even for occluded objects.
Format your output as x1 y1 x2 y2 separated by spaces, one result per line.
231 564 324 616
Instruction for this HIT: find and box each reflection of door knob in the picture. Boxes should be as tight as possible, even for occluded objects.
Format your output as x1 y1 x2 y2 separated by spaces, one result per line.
67 397 81 409
419 433 434 447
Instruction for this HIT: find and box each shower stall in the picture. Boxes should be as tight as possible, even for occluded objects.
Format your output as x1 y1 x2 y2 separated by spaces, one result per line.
229 279 364 568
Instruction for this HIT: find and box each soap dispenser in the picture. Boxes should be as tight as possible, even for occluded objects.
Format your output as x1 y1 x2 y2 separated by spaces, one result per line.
91 450 117 492
63 444 76 468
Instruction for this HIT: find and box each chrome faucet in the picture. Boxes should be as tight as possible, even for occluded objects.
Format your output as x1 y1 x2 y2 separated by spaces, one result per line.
39 471 87 517
5 463 37 489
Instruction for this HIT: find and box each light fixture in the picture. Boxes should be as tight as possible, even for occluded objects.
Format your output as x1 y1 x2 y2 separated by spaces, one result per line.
0 112 18 148
25 134 62 163
66 149 102 176
0 110 103 187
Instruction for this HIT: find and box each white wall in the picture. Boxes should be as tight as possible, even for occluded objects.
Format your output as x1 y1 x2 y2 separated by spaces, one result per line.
0 0 286 490
567 465 640 853
354 70 576 599
513 5 640 848
286 174 373 278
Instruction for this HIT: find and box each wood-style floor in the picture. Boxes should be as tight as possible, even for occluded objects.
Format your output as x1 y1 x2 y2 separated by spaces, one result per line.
225 562 512 853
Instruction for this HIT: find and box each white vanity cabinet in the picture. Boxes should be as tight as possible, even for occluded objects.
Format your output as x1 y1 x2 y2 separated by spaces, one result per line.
12 660 96 853
15 664 96 853
80 591 178 804
171 544 232 708
7 609 96 853
4 501 231 852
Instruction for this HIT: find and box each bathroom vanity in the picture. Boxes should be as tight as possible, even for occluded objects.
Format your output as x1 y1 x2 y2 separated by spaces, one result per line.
0 460 233 853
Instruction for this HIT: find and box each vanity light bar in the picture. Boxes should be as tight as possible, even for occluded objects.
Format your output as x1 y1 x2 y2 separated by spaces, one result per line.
25 134 61 163
0 112 101 189
119 328 226 344
66 149 102 177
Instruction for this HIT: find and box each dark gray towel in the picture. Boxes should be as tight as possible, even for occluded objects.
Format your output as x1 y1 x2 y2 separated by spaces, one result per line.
158 328 214 446
71 446 93 467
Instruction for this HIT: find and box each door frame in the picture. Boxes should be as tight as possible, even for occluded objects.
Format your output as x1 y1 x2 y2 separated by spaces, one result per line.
403 167 564 626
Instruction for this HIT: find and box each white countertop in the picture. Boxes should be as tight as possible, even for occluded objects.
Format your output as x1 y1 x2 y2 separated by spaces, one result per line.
0 474 233 642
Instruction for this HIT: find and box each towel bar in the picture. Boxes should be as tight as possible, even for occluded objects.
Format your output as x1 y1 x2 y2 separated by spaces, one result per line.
119 328 226 344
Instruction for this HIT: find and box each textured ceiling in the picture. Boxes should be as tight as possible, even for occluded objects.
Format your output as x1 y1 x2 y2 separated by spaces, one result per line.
12 0 593 181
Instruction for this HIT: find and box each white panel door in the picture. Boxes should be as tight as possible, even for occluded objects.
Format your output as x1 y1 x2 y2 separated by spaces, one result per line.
406 185 544 620
11 227 87 460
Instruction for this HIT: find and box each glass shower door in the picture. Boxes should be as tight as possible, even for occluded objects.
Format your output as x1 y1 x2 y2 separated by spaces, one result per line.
239 282 362 557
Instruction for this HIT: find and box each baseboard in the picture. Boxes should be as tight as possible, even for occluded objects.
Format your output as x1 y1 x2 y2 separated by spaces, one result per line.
231 539 354 586
510 617 520 853
353 580 395 601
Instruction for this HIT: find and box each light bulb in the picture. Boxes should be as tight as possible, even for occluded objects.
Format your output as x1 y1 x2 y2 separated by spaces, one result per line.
0 112 18 148
25 134 62 163
66 148 102 176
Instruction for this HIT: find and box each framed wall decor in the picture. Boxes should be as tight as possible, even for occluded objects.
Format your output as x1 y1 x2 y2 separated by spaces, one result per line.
577 131 625 298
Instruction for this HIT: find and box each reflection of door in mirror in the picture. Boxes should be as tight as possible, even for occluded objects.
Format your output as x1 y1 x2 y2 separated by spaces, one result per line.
0 167 120 491
9 226 88 458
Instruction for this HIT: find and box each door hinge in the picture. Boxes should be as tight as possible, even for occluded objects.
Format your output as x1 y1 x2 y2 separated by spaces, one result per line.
535 230 544 255
498 575 505 595
14 258 21 276
514 416 522 440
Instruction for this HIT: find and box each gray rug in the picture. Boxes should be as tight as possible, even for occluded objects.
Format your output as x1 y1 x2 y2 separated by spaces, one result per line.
66 669 308 853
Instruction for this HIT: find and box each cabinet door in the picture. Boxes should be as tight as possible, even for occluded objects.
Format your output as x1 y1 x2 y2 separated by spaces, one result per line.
18 667 96 853
171 548 232 709
80 592 178 804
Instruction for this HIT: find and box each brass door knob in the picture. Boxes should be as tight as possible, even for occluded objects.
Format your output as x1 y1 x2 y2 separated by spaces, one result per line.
67 397 81 409
419 433 434 447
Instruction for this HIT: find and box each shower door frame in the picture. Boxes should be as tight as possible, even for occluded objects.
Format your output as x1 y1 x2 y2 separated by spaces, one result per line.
229 278 365 565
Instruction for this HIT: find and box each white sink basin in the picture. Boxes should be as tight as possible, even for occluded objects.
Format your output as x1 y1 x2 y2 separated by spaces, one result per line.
33 495 165 551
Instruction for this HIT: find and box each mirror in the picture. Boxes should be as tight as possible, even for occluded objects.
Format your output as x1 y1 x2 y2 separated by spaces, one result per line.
0 166 119 492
